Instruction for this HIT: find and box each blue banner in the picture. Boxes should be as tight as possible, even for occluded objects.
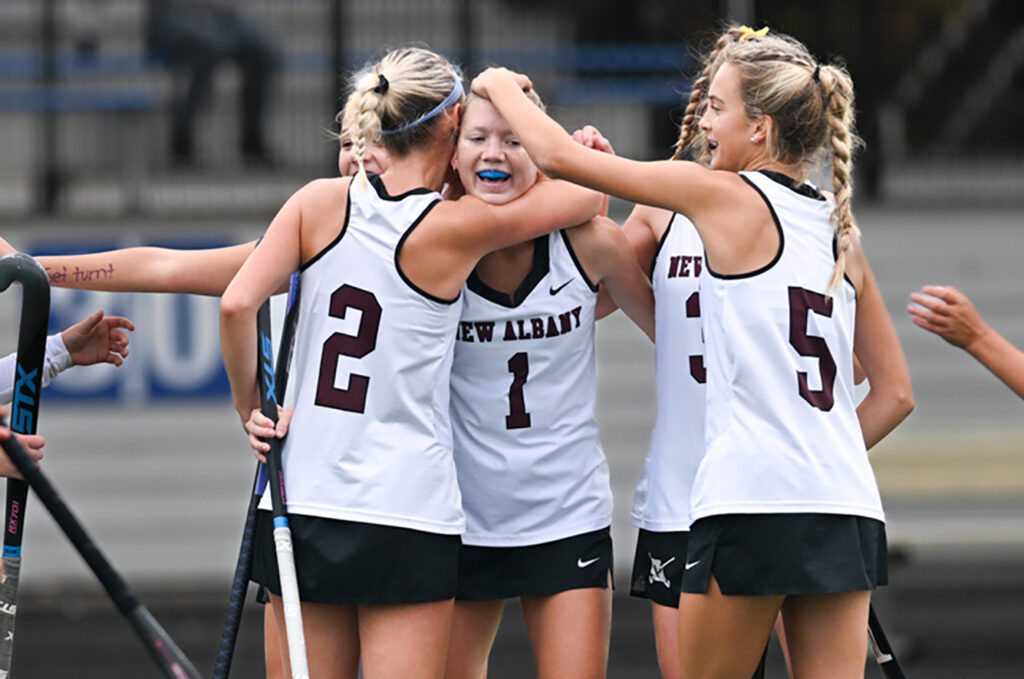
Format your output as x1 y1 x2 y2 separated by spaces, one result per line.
28 238 235 403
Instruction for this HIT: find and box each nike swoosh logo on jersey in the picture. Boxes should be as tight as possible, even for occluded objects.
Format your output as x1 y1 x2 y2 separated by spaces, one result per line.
549 280 572 295
685 560 701 570
577 557 600 568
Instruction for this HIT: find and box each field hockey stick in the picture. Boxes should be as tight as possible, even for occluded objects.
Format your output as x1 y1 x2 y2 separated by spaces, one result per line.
213 272 300 679
0 421 202 679
868 605 907 678
0 253 50 677
256 297 309 679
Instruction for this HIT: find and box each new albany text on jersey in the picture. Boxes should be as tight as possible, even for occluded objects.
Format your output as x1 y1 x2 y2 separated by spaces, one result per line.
457 306 584 343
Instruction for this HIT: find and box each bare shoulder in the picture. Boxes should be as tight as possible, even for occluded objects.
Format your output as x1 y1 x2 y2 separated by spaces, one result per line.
842 229 869 294
296 176 351 209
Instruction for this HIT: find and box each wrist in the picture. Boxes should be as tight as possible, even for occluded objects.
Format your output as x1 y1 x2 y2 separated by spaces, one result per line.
964 324 998 358
47 333 74 371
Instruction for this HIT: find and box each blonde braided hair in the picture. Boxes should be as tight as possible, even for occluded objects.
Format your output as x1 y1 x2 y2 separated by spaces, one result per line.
818 64 861 292
342 47 464 187
678 26 862 290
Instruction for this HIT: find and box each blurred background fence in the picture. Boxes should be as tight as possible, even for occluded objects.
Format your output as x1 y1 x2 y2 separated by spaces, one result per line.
0 0 1022 218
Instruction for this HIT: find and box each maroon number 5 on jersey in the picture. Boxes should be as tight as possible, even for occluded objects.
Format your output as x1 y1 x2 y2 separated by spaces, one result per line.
315 284 382 413
788 286 836 411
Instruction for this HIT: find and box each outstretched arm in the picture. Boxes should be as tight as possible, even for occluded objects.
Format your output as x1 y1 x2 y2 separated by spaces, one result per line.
909 285 1024 399
0 236 291 297
36 243 257 296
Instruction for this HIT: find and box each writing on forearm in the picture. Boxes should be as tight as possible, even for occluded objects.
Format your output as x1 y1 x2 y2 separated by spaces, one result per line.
45 263 116 286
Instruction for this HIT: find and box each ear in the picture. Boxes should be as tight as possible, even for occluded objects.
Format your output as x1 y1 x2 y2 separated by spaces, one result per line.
750 114 773 144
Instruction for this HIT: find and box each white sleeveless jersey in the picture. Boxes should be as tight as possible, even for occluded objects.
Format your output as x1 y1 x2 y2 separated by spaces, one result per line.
630 213 706 532
692 170 883 523
451 231 611 546
261 174 465 534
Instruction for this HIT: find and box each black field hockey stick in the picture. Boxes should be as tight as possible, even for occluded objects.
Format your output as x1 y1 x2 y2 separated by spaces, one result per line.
0 421 202 679
0 253 50 676
868 605 907 678
256 296 309 679
213 272 301 679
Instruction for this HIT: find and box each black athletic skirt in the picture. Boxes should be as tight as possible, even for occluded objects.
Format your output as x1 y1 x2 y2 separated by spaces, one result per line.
252 510 460 605
456 527 613 601
681 513 887 596
630 529 690 608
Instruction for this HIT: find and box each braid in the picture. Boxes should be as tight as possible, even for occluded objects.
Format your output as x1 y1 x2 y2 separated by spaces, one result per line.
674 27 748 162
820 64 860 292
346 71 386 188
673 63 710 161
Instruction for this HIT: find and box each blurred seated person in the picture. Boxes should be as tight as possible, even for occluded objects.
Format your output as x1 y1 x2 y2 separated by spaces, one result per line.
145 0 277 166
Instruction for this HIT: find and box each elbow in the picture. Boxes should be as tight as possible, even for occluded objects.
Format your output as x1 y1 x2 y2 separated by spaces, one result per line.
891 385 915 422
219 291 252 325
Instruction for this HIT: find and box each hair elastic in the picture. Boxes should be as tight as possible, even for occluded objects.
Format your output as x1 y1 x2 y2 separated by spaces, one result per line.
381 69 463 137
374 74 389 95
738 25 769 42
812 64 821 82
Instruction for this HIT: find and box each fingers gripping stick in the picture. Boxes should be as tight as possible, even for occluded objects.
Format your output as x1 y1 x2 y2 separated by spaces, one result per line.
256 299 309 679
214 272 300 678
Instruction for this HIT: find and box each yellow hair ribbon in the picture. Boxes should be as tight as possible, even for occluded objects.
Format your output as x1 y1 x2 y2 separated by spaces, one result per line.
738 25 769 42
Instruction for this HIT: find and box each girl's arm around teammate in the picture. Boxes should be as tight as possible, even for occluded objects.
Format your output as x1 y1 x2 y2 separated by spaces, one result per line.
223 172 603 426
409 174 604 300
909 285 1024 400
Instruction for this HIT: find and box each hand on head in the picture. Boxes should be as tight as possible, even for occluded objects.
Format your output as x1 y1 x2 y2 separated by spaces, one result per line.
61 310 135 367
470 67 532 99
908 285 987 349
